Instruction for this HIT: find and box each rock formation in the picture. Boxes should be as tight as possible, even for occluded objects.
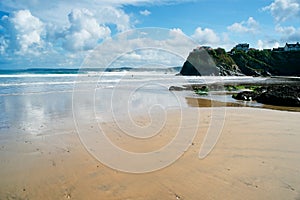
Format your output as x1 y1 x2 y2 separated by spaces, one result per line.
180 47 300 76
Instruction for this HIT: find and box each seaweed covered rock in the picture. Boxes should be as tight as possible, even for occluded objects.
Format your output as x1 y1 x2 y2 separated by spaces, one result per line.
233 85 300 107
256 85 300 107
232 91 258 101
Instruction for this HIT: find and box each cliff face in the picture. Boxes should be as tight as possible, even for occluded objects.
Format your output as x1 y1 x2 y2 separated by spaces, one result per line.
180 48 219 76
180 48 300 76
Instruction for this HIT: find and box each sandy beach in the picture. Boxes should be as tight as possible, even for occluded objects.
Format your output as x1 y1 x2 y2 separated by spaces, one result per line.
1 1 300 199
1 107 299 200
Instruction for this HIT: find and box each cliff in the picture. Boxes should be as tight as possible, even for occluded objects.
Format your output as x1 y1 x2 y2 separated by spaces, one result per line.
180 48 300 76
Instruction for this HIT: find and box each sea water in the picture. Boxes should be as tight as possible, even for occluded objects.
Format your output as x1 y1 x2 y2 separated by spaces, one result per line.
0 68 262 136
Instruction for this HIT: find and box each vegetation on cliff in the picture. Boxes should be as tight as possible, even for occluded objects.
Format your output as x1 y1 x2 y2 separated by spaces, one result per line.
231 50 300 76
180 47 300 76
207 48 242 76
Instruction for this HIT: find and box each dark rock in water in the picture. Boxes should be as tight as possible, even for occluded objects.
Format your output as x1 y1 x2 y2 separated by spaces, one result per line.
169 85 193 91
169 86 187 91
233 85 300 107
256 85 300 107
232 91 257 101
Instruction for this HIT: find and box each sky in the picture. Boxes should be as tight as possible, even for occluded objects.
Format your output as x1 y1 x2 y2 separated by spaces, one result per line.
0 0 300 69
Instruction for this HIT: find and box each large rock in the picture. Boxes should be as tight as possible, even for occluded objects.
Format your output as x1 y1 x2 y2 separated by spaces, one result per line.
232 91 258 101
256 86 300 107
180 60 201 76
233 85 300 107
180 48 244 76
180 49 219 76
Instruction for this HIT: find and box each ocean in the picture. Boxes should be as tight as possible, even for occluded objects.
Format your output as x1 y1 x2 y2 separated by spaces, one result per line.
0 68 185 135
0 68 267 136
0 68 263 96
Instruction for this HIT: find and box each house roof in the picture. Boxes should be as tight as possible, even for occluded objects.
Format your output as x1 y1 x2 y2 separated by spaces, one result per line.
236 43 249 48
285 42 300 48
273 47 284 51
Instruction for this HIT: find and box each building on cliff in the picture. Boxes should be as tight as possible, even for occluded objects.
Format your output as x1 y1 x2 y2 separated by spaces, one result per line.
234 43 249 52
284 42 300 51
272 47 285 52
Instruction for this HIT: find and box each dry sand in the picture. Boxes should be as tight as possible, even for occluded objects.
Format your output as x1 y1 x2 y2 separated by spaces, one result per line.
0 107 300 200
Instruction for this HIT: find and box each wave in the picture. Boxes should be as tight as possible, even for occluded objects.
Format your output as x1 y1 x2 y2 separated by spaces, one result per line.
0 79 123 87
0 74 82 78
0 90 74 97
0 67 181 76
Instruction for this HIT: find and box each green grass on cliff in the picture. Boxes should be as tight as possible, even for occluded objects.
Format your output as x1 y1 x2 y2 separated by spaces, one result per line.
208 48 300 76
209 48 236 66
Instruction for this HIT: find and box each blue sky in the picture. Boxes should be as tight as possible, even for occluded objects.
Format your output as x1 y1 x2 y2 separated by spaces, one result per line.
0 0 300 69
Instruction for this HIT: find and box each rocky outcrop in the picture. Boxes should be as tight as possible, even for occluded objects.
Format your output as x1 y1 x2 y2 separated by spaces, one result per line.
180 48 219 76
180 48 242 76
232 85 300 107
180 48 300 76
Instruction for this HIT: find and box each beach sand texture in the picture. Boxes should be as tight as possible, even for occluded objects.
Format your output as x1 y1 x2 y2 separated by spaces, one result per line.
0 107 300 200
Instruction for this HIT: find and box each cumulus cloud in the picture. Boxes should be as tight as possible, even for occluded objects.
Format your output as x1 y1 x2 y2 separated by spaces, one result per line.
94 7 131 32
275 25 296 35
227 17 259 34
275 25 300 41
191 27 220 45
0 0 200 68
1 1 133 31
263 0 300 22
9 10 44 55
169 28 184 35
140 9 151 16
168 28 187 44
84 28 197 68
257 39 280 50
0 36 8 54
62 9 111 52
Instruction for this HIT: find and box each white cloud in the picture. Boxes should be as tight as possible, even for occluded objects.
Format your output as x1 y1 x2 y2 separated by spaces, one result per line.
219 33 236 50
257 39 280 50
190 27 236 50
169 28 184 35
0 1 193 31
275 25 300 41
191 27 220 45
1 2 133 35
63 9 111 51
94 7 131 32
227 17 259 34
84 28 197 68
0 36 8 54
112 49 184 68
275 25 296 35
140 9 151 16
10 10 44 55
0 1 196 63
263 0 300 22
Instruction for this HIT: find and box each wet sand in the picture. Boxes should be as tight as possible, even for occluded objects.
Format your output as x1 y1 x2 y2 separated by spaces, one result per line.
186 96 300 112
1 107 300 199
